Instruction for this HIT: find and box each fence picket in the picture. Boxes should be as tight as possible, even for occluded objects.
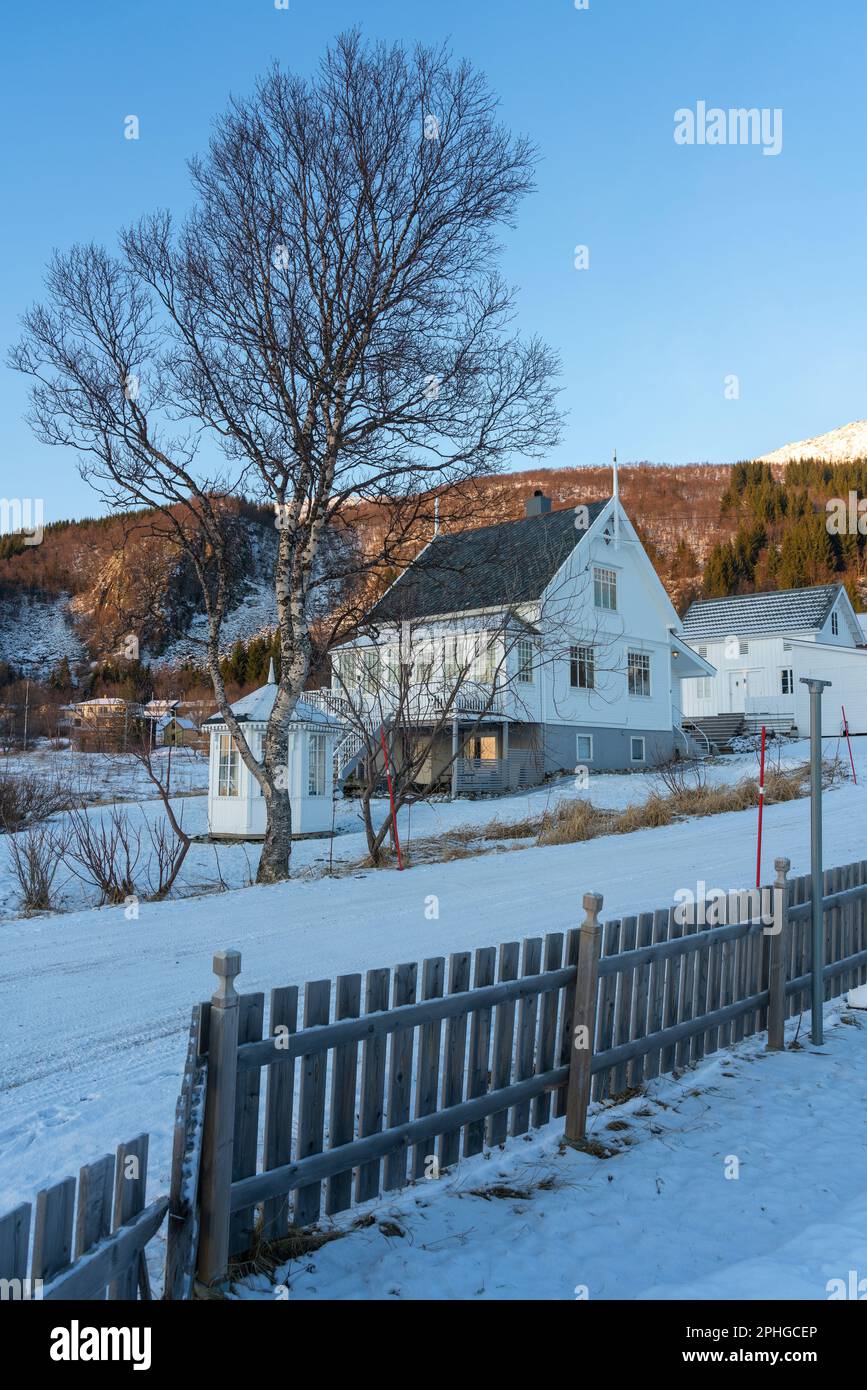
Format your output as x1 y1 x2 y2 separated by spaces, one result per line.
464 947 496 1156
612 916 637 1095
75 1154 114 1298
413 958 446 1177
229 992 265 1257
262 986 299 1241
355 968 390 1204
487 943 520 1146
294 981 331 1227
438 953 472 1170
383 963 418 1191
511 938 543 1135
593 919 621 1100
326 974 362 1216
0 1202 31 1289
110 1134 149 1299
532 933 563 1128
628 913 654 1086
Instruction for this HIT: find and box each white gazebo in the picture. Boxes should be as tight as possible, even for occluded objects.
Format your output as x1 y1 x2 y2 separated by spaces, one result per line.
203 661 344 839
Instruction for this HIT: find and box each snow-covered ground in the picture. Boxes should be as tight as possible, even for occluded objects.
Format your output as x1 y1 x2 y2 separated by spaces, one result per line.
233 1002 867 1301
0 733 864 1297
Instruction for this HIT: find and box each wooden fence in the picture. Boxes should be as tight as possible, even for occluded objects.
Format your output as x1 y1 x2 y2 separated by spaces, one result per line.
193 854 867 1284
3 854 864 1297
0 1134 166 1300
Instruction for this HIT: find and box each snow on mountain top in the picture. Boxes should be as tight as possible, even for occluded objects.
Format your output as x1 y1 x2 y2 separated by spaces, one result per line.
757 419 867 465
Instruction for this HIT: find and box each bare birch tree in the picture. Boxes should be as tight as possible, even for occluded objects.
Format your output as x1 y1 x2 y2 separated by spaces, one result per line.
11 31 561 881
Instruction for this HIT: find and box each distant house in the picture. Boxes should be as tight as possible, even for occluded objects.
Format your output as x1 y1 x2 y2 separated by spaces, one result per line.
203 660 343 839
680 583 867 738
70 697 144 750
312 489 714 791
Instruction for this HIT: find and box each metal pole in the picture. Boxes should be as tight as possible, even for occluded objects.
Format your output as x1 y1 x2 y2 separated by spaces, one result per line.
800 678 830 1045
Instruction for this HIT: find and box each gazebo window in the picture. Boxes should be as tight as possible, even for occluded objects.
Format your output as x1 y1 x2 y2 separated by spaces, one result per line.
217 733 240 796
308 732 327 796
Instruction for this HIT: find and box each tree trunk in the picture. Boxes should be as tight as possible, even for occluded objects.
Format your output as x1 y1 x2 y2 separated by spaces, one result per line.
257 785 293 883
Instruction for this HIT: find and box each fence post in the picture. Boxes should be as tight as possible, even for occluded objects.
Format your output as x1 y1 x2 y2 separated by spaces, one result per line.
767 858 790 1051
196 948 241 1287
564 893 603 1144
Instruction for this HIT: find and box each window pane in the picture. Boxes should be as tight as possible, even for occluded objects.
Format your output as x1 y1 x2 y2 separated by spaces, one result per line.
594 567 617 611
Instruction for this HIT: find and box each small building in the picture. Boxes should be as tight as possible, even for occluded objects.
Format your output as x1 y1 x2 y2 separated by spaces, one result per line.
203 661 344 839
160 715 203 748
680 583 867 738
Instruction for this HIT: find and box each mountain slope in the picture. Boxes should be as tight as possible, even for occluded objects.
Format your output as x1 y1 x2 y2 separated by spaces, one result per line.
757 420 867 466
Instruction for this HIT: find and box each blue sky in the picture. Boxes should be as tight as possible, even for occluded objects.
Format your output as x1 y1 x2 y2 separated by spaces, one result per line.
2 0 865 521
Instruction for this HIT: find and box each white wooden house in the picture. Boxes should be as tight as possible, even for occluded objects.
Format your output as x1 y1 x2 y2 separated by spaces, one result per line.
679 583 867 737
203 661 343 838
318 490 714 791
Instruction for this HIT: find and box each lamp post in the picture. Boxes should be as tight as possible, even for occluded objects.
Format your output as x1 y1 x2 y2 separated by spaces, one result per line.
800 677 831 1045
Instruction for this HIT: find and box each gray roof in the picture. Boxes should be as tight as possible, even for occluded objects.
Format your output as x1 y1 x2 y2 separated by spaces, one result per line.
681 584 842 641
366 501 610 624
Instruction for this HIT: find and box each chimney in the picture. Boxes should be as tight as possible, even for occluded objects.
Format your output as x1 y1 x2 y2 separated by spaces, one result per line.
525 489 552 517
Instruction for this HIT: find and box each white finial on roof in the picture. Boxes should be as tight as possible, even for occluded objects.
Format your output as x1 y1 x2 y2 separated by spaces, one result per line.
434 494 440 537
267 656 276 685
612 448 620 549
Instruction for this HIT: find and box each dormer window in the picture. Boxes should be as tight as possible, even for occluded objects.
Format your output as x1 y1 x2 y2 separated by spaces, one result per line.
832 611 839 636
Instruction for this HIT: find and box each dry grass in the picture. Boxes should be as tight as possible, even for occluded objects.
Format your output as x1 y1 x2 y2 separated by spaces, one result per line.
537 799 614 846
347 761 816 871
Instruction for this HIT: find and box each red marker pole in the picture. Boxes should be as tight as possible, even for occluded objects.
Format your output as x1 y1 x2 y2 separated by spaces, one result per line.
380 724 403 870
842 706 857 785
756 724 766 889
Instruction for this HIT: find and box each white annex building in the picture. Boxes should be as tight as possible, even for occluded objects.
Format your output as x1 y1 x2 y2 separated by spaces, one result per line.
203 661 343 839
679 583 867 738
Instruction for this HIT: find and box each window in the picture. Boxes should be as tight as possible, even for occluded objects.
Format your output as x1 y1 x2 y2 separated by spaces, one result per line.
631 736 646 763
576 734 594 762
594 567 617 611
359 647 380 694
516 637 534 683
781 668 794 695
469 735 498 761
217 733 239 797
695 676 712 700
308 732 327 796
832 611 839 636
628 651 651 698
739 640 749 656
570 645 595 690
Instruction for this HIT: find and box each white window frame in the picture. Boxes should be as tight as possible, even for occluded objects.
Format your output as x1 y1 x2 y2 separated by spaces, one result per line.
593 566 617 612
780 667 794 696
576 734 594 762
831 611 839 636
516 637 534 684
217 732 240 797
630 736 646 763
307 732 327 797
695 676 712 700
627 650 651 698
570 644 595 690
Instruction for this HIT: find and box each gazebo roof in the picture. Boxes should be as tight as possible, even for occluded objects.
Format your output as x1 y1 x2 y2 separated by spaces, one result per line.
202 659 342 729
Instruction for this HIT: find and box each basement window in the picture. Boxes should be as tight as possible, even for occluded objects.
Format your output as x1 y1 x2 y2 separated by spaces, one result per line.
630 736 646 764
